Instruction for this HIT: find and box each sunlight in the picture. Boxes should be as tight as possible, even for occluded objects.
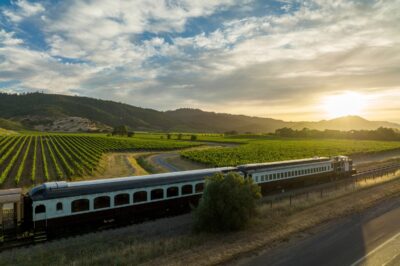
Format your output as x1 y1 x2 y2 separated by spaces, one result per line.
323 92 366 118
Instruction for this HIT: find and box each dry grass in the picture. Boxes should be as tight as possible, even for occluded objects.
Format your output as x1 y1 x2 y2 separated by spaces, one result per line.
1 171 400 266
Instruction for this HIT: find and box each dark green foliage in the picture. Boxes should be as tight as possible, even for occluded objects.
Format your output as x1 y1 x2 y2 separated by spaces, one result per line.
190 135 197 141
275 127 400 141
112 125 129 136
193 172 261 232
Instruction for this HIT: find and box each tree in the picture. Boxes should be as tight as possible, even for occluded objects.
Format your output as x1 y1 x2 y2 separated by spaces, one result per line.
167 133 171 139
112 125 128 136
193 172 261 232
190 135 197 141
177 133 183 140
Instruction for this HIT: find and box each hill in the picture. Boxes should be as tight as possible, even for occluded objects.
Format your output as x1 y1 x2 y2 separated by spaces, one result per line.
0 93 398 133
292 116 400 131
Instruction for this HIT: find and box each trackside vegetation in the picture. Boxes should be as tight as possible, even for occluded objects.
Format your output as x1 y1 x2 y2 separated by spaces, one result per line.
193 172 261 232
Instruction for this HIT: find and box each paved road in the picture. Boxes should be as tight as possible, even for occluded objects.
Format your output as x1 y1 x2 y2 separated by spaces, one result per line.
151 153 181 172
234 197 400 266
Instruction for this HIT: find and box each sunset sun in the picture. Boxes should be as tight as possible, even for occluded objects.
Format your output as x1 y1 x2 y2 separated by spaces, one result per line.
323 92 366 118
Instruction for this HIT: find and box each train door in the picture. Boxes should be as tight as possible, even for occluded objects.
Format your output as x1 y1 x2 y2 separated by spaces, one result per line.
0 188 23 241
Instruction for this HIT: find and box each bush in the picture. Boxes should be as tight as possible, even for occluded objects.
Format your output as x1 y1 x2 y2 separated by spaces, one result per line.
190 135 197 141
193 172 261 232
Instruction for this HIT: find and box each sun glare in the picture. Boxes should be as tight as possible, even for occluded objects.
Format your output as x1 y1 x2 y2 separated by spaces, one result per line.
323 92 366 118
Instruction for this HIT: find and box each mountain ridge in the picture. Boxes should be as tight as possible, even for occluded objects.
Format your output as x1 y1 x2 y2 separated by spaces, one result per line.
0 92 398 133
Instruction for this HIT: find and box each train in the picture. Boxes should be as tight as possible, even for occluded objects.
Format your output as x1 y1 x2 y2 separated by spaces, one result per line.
0 155 353 239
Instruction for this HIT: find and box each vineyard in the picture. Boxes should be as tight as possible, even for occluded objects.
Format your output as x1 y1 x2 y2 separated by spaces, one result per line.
0 134 197 188
181 139 400 167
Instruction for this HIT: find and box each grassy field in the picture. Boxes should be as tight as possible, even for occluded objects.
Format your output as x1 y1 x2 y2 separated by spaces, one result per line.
181 139 400 166
0 134 198 188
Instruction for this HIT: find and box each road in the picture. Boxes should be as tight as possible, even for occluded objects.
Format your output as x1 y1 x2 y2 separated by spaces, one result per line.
234 196 400 266
150 142 238 172
151 153 181 172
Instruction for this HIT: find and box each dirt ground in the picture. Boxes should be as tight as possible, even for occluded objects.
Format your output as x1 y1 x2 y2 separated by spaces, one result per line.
76 152 148 181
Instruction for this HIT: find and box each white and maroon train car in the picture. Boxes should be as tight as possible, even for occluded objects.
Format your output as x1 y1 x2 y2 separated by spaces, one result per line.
24 167 236 235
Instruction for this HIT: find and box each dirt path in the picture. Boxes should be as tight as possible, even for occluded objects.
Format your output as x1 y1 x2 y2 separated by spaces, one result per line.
83 152 148 180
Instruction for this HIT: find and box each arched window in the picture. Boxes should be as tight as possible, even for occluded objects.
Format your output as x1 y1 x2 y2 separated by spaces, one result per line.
71 199 90 213
133 191 147 203
151 189 164 200
56 202 63 211
195 183 204 193
167 187 179 198
181 184 193 195
114 193 130 206
35 204 46 214
94 196 110 209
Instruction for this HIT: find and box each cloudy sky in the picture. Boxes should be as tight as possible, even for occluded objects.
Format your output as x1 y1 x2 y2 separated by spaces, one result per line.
0 0 399 123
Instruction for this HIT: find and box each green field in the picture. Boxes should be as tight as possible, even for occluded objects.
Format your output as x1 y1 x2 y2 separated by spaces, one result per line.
0 134 198 188
181 139 400 167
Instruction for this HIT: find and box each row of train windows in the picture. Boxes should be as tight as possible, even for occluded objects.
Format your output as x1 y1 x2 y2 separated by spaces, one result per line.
256 166 329 182
35 183 204 214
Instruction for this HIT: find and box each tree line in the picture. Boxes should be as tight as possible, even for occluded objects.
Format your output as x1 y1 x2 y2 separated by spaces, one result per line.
274 127 400 141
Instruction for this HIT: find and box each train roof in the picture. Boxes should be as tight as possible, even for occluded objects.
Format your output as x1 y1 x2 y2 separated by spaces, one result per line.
29 167 237 200
238 157 331 171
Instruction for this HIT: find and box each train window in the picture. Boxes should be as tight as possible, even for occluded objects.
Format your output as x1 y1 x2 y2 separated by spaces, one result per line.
195 183 204 193
94 196 110 209
35 204 46 214
71 199 89 213
182 185 193 195
56 202 63 211
167 187 179 197
115 193 130 206
134 191 147 203
151 189 164 200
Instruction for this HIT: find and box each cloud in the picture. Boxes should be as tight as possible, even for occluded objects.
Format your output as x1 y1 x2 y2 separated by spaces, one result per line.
0 0 399 122
2 0 45 22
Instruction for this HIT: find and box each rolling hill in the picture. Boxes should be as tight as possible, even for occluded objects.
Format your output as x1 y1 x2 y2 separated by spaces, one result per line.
0 92 398 133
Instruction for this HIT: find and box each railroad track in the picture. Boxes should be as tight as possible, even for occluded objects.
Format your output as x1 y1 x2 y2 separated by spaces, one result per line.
1 163 400 252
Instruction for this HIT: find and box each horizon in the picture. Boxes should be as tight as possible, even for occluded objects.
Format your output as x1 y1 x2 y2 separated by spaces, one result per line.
3 91 400 125
0 1 399 123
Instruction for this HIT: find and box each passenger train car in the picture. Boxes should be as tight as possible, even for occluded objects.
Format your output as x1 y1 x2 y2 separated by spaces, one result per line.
0 156 353 238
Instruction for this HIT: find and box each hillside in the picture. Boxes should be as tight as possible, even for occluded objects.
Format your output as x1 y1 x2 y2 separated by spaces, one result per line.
0 93 398 133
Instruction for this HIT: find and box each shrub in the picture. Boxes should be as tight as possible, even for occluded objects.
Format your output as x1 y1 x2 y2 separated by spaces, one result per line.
193 172 261 232
190 135 197 141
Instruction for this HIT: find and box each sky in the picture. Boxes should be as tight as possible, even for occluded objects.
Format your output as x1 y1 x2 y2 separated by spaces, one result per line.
0 0 399 123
